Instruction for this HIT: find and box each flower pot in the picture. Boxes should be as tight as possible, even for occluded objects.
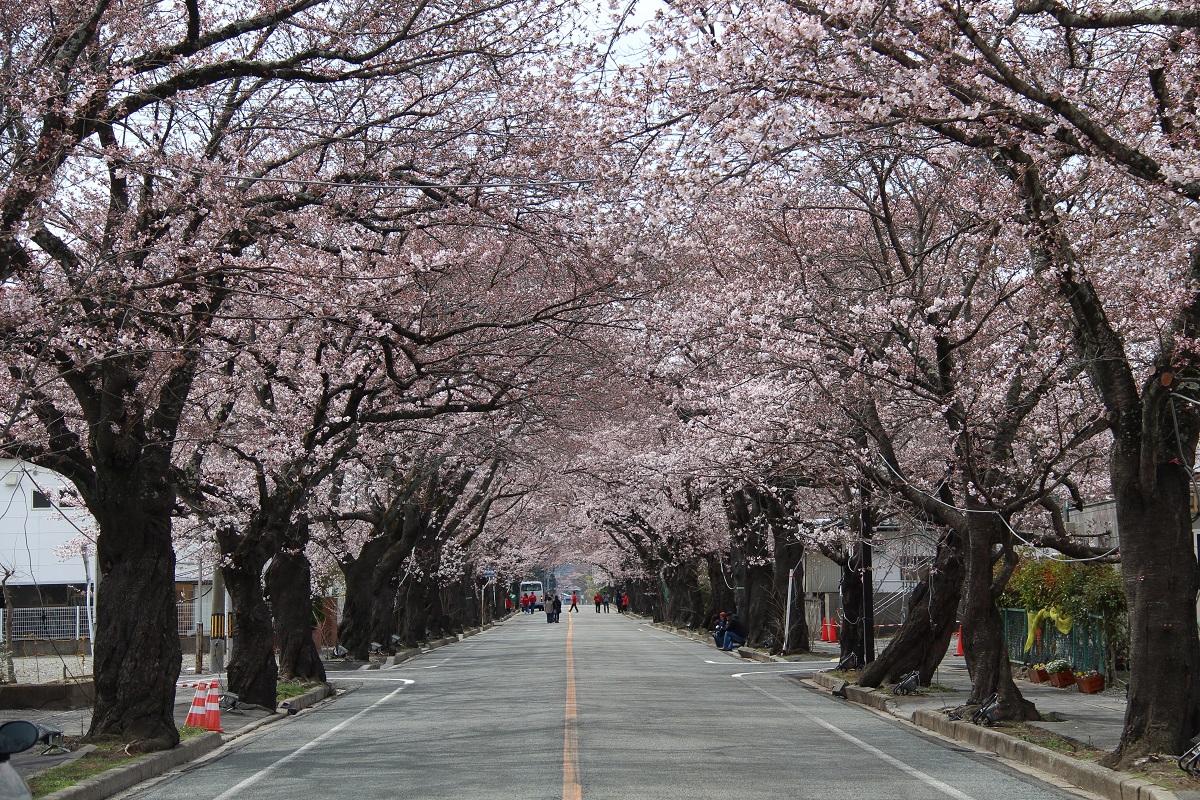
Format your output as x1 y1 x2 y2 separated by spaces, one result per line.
1048 670 1076 688
1028 668 1049 684
1077 674 1105 694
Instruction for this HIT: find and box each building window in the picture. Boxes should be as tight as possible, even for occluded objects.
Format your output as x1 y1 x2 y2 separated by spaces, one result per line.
31 490 51 508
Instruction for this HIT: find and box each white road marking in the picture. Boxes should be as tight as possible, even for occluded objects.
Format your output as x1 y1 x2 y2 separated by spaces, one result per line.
731 669 827 678
210 679 414 800
736 679 979 800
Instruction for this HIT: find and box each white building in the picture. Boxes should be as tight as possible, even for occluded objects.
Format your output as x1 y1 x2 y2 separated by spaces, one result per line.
0 459 215 647
0 459 94 593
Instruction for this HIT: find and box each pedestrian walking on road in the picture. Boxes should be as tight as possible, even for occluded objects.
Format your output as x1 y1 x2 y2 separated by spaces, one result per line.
602 594 610 613
570 592 579 613
594 592 602 613
546 594 556 624
621 592 630 613
553 594 563 623
612 593 621 613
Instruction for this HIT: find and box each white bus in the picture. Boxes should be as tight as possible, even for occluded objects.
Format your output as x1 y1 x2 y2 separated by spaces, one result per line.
520 580 545 611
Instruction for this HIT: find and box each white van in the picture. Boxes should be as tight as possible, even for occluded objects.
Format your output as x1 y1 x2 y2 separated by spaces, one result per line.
520 580 545 611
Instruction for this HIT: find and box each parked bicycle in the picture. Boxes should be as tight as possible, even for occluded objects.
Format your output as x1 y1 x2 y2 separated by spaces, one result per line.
1178 735 1200 776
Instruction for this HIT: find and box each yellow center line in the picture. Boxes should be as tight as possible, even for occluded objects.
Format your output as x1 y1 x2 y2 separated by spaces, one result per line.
562 611 582 800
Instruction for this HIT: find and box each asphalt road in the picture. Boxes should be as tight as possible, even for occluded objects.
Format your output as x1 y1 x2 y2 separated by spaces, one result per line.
122 611 1085 800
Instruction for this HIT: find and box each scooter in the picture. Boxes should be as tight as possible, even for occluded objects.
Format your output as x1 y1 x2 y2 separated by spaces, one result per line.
0 720 40 800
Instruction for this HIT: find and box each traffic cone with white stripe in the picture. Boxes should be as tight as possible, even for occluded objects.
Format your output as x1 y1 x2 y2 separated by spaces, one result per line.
183 682 208 728
203 681 224 732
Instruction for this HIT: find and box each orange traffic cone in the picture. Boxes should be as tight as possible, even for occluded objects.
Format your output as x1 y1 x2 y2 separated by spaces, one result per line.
820 618 831 642
832 620 840 641
202 681 224 732
183 682 208 728
955 625 964 656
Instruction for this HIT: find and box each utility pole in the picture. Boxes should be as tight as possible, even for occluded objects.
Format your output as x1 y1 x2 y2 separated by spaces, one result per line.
195 556 204 674
210 568 226 672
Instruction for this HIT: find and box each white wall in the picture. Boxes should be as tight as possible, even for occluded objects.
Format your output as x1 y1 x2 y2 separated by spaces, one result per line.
0 459 93 586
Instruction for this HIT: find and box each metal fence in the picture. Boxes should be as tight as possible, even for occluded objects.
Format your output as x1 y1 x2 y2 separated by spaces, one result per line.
0 606 90 641
0 605 199 641
1001 607 1109 677
177 602 195 636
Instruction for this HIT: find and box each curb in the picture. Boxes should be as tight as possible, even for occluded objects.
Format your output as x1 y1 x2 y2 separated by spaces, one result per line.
37 732 224 800
642 619 786 663
279 682 334 714
805 673 1176 800
735 647 779 664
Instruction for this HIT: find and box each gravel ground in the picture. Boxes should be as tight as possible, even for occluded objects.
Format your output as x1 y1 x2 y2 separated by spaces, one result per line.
1 653 93 684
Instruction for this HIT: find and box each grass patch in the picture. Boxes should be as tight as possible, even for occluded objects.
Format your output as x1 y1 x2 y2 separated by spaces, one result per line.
178 725 208 740
997 722 1103 760
1000 725 1200 793
276 680 318 702
1127 758 1200 792
26 739 137 799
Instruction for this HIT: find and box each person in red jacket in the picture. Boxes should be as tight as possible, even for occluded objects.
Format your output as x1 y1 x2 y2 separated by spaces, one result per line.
621 592 630 612
593 592 602 613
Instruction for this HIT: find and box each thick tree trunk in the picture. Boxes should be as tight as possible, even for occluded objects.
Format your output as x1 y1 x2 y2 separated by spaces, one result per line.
88 486 181 750
1110 460 1200 764
399 580 430 647
661 561 704 628
962 514 1037 721
728 489 776 647
859 533 962 688
771 528 807 654
705 552 737 626
838 558 867 667
338 536 391 660
222 554 277 709
267 547 326 683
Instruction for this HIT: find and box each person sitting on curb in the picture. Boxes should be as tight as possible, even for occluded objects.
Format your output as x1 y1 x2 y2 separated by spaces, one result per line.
712 611 729 648
720 614 748 651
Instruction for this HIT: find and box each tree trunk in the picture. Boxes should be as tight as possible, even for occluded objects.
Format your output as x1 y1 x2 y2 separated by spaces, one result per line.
267 547 325 683
838 558 867 667
705 552 737 627
222 553 277 709
1110 459 1200 764
859 532 962 688
962 513 1038 721
87 480 181 751
338 535 391 660
728 489 776 647
662 560 704 628
771 528 807 654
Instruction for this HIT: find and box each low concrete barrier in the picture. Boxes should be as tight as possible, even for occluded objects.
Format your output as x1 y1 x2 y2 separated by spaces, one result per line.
38 732 223 800
279 682 333 714
0 681 94 710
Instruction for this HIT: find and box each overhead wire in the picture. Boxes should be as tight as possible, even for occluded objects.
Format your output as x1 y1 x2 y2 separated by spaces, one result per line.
876 456 1120 563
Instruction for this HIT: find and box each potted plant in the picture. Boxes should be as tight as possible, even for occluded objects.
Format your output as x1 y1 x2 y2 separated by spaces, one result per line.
1076 669 1105 694
1046 659 1075 688
1028 663 1049 683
